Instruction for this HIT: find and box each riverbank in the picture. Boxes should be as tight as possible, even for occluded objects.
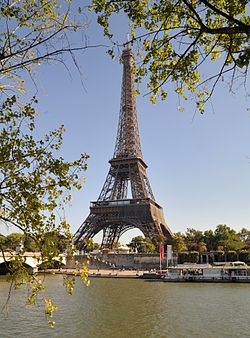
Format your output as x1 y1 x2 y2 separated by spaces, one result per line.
40 268 144 279
40 266 250 283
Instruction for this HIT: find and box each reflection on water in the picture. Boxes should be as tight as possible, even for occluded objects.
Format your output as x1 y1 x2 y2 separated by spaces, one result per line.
0 275 250 338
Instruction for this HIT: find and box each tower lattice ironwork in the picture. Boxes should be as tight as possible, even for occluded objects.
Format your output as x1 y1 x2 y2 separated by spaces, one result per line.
74 45 173 250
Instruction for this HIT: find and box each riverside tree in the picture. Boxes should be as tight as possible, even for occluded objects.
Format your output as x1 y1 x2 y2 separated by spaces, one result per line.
128 236 156 253
172 224 250 253
91 0 249 112
0 0 107 94
0 94 89 327
0 1 95 326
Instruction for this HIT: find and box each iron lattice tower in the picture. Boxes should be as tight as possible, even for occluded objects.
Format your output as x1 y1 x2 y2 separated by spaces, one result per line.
74 45 173 250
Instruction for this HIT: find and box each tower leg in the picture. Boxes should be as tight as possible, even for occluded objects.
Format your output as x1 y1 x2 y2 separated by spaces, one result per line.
102 225 123 249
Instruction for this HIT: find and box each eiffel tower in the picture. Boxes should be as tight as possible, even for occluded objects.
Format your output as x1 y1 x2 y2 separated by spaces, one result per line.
74 44 173 250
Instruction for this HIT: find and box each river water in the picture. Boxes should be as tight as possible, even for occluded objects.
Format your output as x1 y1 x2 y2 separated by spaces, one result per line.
0 275 249 338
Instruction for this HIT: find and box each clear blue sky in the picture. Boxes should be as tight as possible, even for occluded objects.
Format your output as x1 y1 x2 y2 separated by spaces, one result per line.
19 3 250 243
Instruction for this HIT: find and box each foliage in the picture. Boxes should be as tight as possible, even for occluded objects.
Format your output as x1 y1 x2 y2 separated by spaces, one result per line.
237 228 250 248
184 228 207 251
128 235 156 253
84 239 95 252
188 251 199 263
178 251 189 264
44 298 58 329
172 232 187 252
203 229 217 251
91 0 249 112
0 231 70 253
63 259 90 297
0 96 88 250
0 0 96 327
173 224 250 263
112 241 121 250
178 251 199 263
239 250 250 262
226 250 237 262
83 239 101 252
129 225 249 259
0 0 97 95
23 234 39 252
213 251 224 262
8 233 26 251
0 233 7 247
0 95 89 325
214 224 245 251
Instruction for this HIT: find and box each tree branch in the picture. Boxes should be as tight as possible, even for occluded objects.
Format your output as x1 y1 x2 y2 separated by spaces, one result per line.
200 0 249 30
0 44 109 74
145 30 203 96
182 0 250 35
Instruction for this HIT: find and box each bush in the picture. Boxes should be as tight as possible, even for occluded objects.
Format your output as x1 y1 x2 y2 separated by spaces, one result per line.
178 251 199 264
238 250 250 263
187 251 199 263
178 252 189 264
214 251 225 262
226 251 237 262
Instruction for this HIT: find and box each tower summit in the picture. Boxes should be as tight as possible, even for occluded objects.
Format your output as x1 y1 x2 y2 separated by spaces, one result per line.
74 46 173 249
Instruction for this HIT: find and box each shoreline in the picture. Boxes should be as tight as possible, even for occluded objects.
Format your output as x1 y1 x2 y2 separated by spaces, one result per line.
40 268 144 279
39 269 250 283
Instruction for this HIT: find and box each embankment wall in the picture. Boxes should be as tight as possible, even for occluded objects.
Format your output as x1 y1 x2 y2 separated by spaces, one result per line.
66 253 168 270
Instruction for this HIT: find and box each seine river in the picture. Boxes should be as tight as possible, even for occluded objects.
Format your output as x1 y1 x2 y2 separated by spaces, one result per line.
0 275 250 338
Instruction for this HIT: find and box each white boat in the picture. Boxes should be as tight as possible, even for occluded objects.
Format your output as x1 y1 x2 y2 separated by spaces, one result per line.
162 262 250 282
